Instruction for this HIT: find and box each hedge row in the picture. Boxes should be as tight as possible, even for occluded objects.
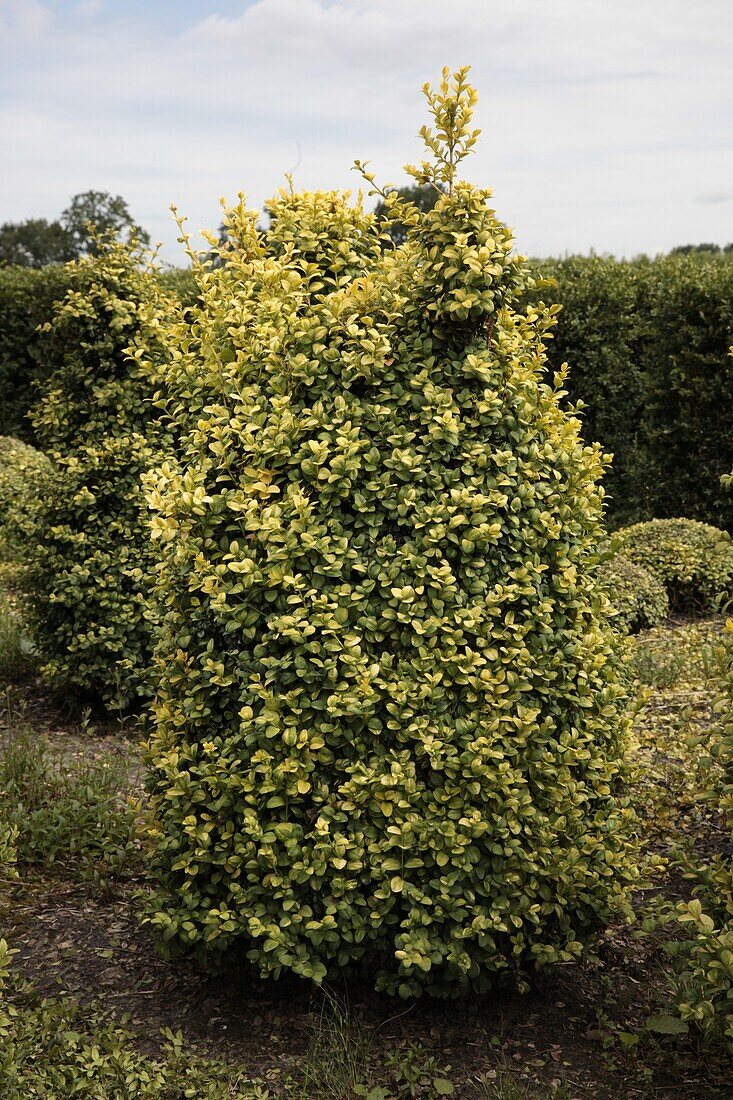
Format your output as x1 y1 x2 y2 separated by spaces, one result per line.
0 265 195 442
534 254 733 530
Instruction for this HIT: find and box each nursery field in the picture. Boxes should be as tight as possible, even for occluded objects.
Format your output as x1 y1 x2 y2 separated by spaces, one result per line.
0 561 730 1098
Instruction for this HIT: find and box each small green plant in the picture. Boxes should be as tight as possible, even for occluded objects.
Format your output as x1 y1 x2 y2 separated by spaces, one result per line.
0 966 269 1099
295 992 453 1099
616 518 733 612
631 637 687 690
0 718 139 880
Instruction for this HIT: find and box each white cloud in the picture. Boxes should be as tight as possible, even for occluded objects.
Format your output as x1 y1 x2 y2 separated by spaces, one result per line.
76 0 103 16
0 0 51 38
0 0 731 261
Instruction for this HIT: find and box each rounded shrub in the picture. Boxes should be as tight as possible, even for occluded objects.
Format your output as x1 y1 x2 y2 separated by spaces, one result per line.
144 69 638 997
615 518 733 612
0 436 51 561
26 241 178 711
603 553 669 634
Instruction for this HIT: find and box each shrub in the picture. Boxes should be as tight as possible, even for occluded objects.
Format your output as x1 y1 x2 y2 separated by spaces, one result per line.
615 518 733 612
533 254 733 530
603 553 669 634
0 264 196 447
0 599 34 685
0 436 51 560
144 70 638 997
0 265 72 441
25 242 178 711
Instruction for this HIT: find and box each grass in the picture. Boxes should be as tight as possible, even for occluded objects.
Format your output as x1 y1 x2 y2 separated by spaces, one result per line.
0 710 140 881
293 991 456 1099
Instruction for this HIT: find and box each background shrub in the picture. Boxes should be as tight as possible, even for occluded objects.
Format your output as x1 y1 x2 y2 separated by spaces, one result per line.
615 518 733 612
0 265 71 441
144 70 637 998
534 254 733 530
603 553 669 634
0 436 51 560
0 264 194 447
25 242 177 711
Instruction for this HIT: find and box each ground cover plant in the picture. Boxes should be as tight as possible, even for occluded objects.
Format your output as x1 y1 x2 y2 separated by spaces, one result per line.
142 69 638 998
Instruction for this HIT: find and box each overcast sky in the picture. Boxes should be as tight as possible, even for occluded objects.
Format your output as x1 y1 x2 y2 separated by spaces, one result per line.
1 0 732 265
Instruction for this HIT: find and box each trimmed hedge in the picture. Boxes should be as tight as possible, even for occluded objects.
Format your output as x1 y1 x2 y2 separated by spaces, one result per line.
0 266 72 441
25 244 178 711
144 70 638 997
603 553 669 635
615 518 733 612
535 254 733 530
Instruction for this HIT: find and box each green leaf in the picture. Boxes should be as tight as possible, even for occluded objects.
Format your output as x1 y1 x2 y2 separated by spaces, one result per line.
646 1014 689 1035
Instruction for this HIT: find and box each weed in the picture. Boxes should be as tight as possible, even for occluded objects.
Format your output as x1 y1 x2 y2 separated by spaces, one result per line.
294 990 454 1099
0 717 139 880
0 600 34 684
468 1069 571 1098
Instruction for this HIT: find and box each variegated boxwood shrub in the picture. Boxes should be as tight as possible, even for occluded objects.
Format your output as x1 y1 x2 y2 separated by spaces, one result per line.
616 518 733 613
603 553 669 635
0 436 51 561
25 242 178 712
144 70 638 997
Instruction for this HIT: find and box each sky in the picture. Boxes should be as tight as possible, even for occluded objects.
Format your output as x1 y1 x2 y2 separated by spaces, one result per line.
1 0 732 265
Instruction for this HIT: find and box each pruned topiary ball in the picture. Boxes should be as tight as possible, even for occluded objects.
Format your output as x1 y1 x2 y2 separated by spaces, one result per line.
616 518 733 612
604 553 669 634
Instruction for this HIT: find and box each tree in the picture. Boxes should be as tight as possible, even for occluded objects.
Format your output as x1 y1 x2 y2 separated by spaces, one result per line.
0 218 75 267
0 192 150 268
669 243 731 255
60 190 150 256
144 69 637 996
